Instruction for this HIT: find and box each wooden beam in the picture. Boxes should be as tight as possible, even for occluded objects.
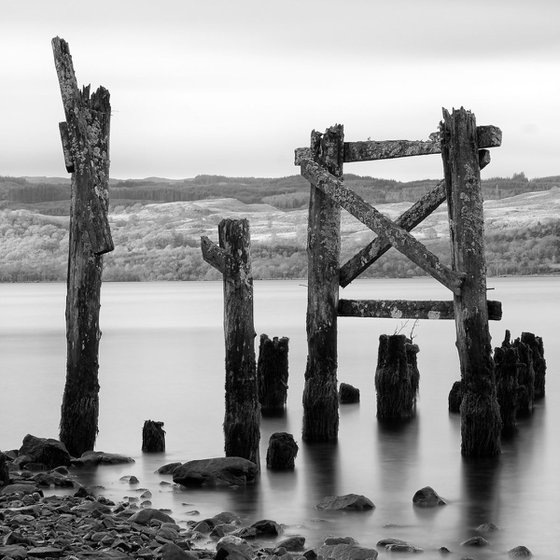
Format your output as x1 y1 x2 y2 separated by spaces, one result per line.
343 125 502 163
200 235 229 274
338 299 502 321
339 180 446 287
300 157 464 295
52 36 113 256
58 122 74 173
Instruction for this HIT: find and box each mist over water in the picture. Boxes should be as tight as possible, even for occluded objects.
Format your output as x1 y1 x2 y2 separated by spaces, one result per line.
0 278 558 557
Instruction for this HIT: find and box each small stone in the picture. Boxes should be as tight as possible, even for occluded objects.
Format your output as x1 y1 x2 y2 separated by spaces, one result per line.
475 522 499 534
278 536 305 551
120 475 139 484
460 536 489 547
317 494 375 511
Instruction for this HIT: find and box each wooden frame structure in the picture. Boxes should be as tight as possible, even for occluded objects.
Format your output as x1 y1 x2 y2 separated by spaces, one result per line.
295 108 503 456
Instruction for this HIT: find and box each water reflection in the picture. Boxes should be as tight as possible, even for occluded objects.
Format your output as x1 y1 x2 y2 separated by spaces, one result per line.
300 441 341 507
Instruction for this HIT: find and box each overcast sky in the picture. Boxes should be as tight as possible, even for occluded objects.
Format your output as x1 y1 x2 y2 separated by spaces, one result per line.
1 0 559 181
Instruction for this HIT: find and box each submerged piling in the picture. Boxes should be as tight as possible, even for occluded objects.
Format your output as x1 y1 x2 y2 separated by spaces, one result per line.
375 334 419 421
142 420 166 452
257 334 289 415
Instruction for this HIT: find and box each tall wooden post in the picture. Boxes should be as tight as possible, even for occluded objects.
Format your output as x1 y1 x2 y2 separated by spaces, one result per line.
52 37 114 457
302 125 343 442
201 219 260 468
441 108 501 457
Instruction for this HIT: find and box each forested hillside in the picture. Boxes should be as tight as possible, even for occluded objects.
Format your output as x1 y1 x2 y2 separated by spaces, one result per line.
0 174 558 282
1 172 557 215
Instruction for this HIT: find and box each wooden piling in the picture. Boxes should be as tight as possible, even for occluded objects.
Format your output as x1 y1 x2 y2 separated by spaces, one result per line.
201 219 260 467
266 432 299 470
520 332 546 400
53 37 114 457
142 420 166 452
257 334 289 415
494 345 519 436
513 337 535 416
375 334 418 421
302 125 343 442
441 107 501 456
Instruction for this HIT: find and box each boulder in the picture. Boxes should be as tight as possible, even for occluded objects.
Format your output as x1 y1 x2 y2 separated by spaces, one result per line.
277 536 305 551
128 507 175 525
266 433 298 470
475 522 499 534
318 543 378 560
325 538 357 546
508 545 532 559
316 494 375 511
157 462 182 475
412 486 446 507
160 542 198 560
72 451 135 466
0 483 43 496
339 383 360 404
18 435 71 468
460 536 489 547
216 535 254 560
235 519 282 539
172 457 258 487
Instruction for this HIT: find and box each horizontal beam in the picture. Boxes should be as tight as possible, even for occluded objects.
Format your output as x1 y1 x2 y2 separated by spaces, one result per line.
343 126 502 163
339 180 446 287
300 157 464 295
338 299 502 321
200 236 229 274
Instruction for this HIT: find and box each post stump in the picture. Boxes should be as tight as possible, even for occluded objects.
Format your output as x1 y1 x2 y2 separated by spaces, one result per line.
375 334 418 421
520 332 546 400
258 334 289 415
142 420 166 452
266 432 299 470
339 382 360 404
494 346 519 436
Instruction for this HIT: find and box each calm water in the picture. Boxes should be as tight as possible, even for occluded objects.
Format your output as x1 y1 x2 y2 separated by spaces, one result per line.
0 278 558 557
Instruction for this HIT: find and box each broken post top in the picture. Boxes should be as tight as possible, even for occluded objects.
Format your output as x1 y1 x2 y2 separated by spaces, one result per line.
52 36 114 256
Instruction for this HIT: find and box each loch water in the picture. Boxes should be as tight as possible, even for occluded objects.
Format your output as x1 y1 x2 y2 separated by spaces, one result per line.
0 277 558 557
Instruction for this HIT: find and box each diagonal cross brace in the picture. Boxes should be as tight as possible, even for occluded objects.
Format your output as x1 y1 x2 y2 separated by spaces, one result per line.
299 157 465 295
201 236 232 274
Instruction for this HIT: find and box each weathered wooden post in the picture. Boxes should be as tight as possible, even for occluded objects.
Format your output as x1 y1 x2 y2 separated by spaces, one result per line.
302 125 343 442
441 107 501 456
520 332 546 399
201 219 260 468
266 432 299 470
375 334 418 421
52 37 114 457
494 345 520 436
257 334 290 415
142 420 166 452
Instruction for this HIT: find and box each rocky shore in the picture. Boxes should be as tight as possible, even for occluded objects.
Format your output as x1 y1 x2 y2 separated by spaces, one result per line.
0 436 534 560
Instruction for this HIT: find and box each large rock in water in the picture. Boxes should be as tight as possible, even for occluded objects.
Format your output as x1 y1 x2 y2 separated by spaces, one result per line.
173 457 258 487
318 543 378 560
71 451 135 466
316 494 375 511
412 486 446 507
18 435 71 468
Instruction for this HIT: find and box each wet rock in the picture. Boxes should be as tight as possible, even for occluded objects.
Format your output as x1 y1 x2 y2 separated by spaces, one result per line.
72 451 135 466
376 538 407 547
236 519 282 539
173 457 258 487
316 494 375 511
18 435 71 468
216 535 254 560
412 486 446 507
27 545 64 557
475 522 499 534
318 543 378 560
460 536 489 547
0 483 43 496
120 475 139 484
508 545 532 558
339 383 360 404
266 433 298 470
32 470 75 488
278 536 305 551
0 544 27 559
128 507 175 525
161 542 198 560
157 462 182 475
325 538 357 546
385 543 423 553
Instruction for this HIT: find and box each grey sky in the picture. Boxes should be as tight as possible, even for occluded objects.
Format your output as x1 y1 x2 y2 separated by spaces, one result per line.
1 0 559 181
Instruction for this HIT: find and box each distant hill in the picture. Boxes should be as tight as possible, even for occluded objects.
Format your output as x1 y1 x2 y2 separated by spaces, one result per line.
0 181 558 282
1 172 558 216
